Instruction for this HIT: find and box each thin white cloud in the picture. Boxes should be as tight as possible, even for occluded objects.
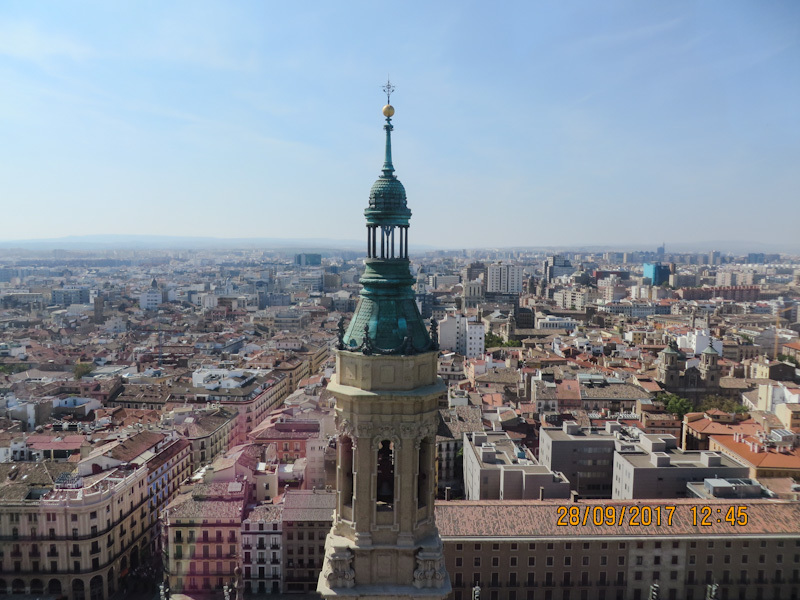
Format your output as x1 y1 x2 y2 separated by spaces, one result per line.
572 17 685 51
0 20 91 62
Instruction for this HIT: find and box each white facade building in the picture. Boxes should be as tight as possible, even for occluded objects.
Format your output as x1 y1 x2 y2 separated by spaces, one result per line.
438 312 485 358
139 288 162 311
428 274 460 289
486 263 523 294
535 314 579 332
676 329 724 356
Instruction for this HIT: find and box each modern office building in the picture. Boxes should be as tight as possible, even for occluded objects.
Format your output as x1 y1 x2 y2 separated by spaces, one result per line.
486 263 523 294
643 262 671 286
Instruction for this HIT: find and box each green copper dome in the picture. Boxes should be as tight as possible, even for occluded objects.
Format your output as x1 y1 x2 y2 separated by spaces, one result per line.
368 176 408 212
336 98 435 356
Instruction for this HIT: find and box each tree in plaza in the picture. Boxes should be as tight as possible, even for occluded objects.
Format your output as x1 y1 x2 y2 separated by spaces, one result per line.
698 394 748 414
73 362 94 380
656 393 694 418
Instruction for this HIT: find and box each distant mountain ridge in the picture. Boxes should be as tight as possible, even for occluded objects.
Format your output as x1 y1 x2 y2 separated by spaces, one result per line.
0 235 795 255
0 234 369 251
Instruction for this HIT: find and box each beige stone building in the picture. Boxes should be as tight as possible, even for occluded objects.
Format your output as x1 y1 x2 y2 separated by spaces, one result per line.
0 461 149 600
171 407 237 470
169 371 288 446
437 499 800 600
463 431 570 501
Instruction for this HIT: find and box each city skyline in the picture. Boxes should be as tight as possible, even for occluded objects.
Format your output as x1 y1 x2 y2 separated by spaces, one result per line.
1 1 798 247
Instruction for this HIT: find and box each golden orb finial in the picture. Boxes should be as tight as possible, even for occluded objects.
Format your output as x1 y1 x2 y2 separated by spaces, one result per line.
382 104 395 118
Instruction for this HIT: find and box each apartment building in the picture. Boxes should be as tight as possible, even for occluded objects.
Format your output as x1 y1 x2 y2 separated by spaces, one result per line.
437 406 484 497
0 461 149 600
171 407 237 471
438 311 485 358
171 370 289 445
538 422 619 498
463 432 570 501
437 499 800 600
612 435 749 499
242 503 283 595
486 264 523 294
282 489 335 594
143 437 192 555
162 481 249 595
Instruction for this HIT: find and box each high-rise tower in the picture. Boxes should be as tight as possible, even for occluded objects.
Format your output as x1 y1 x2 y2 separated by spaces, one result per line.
317 86 451 600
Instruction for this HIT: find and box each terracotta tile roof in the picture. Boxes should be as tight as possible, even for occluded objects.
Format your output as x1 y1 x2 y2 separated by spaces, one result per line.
246 503 283 523
711 435 800 471
481 393 504 407
435 499 800 538
282 489 336 522
636 379 664 393
0 461 79 501
556 381 581 401
685 418 762 437
147 438 191 472
106 430 165 462
437 406 484 442
166 494 243 520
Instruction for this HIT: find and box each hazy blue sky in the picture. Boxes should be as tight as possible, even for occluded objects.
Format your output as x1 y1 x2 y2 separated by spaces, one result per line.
1 1 798 249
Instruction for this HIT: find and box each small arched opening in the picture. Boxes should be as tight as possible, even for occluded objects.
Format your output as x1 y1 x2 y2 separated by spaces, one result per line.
30 579 44 595
376 439 395 509
89 575 104 600
417 437 433 508
340 435 354 508
72 578 86 600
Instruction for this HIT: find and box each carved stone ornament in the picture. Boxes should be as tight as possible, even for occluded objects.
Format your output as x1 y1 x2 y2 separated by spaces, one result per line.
412 548 447 589
375 424 394 441
420 422 438 439
325 546 355 589
400 423 418 439
356 422 373 438
337 418 355 438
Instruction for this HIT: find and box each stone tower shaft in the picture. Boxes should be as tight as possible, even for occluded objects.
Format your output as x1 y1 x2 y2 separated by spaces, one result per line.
318 93 450 600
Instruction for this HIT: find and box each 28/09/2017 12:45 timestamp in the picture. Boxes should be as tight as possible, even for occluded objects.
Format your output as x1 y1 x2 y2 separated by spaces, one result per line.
555 505 749 527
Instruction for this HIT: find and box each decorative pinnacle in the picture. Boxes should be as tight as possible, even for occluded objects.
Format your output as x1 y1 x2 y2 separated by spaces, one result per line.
382 77 395 104
381 78 395 175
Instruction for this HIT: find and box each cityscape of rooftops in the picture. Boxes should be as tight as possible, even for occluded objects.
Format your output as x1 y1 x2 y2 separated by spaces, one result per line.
1 3 799 600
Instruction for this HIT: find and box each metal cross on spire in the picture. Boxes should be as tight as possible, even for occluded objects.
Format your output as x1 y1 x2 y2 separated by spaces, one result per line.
382 77 395 104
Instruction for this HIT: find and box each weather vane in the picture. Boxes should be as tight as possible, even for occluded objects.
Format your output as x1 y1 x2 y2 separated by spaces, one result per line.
382 77 395 104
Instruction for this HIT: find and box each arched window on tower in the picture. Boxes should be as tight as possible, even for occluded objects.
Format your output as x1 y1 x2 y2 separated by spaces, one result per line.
340 436 354 508
376 440 395 510
417 438 432 509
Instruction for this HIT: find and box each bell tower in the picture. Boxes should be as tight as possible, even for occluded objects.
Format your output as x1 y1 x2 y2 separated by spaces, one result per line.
317 84 451 600
699 339 721 389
